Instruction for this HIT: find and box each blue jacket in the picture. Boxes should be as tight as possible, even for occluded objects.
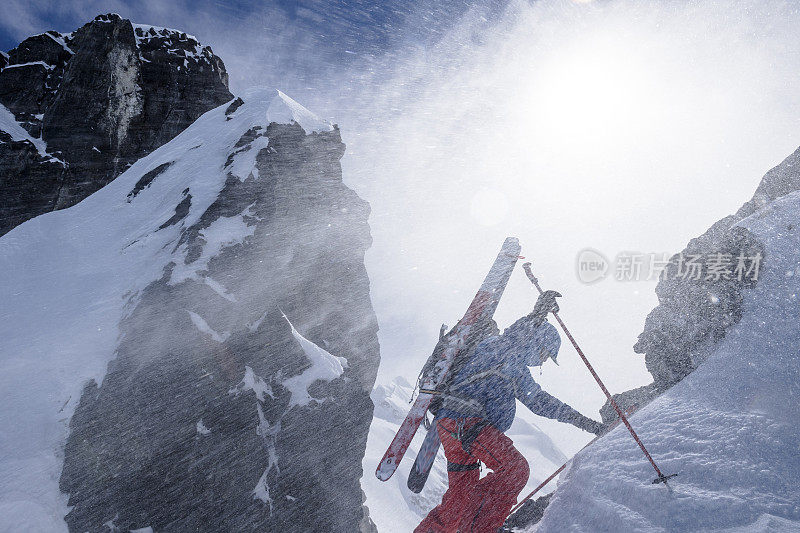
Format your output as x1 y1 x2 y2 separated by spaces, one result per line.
438 316 586 432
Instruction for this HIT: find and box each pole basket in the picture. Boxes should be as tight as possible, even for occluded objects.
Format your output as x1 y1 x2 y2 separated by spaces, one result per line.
652 473 678 485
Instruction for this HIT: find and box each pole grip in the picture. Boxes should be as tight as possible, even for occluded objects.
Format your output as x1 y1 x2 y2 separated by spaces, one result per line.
522 262 539 289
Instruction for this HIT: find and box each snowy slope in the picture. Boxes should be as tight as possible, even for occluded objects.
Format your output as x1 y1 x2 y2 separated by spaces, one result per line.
0 87 332 531
363 378 570 532
535 192 800 532
0 103 63 164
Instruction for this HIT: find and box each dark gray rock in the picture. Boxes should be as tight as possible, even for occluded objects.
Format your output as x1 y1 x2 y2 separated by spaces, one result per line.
603 146 800 420
225 97 245 117
125 21 231 167
634 225 764 389
0 14 232 236
502 493 553 531
60 120 380 532
0 31 74 138
127 161 173 200
8 31 73 66
599 383 659 426
736 145 800 218
0 132 66 230
0 61 61 129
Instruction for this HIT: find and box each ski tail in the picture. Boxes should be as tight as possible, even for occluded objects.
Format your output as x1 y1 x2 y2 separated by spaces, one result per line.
407 420 441 493
376 392 431 481
376 237 521 482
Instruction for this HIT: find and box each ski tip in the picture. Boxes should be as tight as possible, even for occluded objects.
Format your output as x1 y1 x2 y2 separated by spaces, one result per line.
375 467 394 482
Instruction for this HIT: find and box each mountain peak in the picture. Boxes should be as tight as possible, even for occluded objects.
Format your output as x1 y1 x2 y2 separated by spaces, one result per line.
93 12 123 23
269 89 334 133
0 70 376 531
229 87 334 134
0 14 232 236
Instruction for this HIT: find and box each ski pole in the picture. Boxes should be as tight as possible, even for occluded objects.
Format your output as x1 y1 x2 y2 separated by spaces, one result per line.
510 460 568 515
522 262 676 486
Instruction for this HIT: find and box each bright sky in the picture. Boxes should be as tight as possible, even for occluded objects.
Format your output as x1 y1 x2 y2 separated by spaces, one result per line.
3 0 800 424
341 0 800 418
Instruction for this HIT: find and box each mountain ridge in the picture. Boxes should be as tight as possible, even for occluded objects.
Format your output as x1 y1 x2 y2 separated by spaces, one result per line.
0 82 379 531
0 13 232 236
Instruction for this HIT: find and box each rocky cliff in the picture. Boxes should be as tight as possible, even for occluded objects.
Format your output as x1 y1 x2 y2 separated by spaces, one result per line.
0 82 380 530
0 13 232 236
53 89 380 532
537 182 800 532
506 147 800 532
600 147 800 423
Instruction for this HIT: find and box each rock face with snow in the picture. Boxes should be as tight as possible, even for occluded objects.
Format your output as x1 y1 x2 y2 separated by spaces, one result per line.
634 148 800 392
0 89 379 532
0 14 232 236
536 181 800 532
632 225 764 392
507 147 800 532
600 149 800 423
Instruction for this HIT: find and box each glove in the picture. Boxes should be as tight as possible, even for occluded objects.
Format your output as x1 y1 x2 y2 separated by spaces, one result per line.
528 290 562 325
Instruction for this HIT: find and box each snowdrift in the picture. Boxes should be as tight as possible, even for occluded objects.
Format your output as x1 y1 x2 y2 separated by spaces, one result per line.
536 192 800 532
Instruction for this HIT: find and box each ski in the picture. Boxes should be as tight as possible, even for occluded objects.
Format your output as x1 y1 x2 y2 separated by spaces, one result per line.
407 419 441 493
376 237 521 481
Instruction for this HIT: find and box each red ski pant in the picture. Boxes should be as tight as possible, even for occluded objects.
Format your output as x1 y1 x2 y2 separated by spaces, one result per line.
414 417 529 533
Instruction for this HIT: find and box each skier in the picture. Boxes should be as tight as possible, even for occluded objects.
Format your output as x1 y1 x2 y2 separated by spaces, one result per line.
415 290 605 533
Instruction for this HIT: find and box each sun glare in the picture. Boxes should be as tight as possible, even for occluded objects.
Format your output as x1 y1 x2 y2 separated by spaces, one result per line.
521 37 661 157
470 188 510 226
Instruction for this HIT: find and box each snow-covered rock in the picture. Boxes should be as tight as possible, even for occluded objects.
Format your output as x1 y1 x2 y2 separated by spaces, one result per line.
0 14 232 236
633 148 800 392
535 189 800 532
281 312 349 407
0 87 379 531
267 90 335 134
0 103 59 161
597 148 800 432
